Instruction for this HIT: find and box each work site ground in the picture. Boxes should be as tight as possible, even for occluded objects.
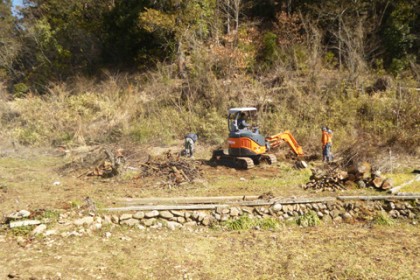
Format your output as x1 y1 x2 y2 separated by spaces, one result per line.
0 142 419 280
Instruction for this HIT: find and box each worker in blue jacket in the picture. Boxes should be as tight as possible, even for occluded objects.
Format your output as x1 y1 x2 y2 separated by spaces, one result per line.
184 133 198 157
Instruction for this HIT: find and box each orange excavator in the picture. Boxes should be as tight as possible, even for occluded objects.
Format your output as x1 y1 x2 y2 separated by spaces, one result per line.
211 107 304 169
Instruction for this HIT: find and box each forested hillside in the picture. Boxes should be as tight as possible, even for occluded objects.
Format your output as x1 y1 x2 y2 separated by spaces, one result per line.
0 0 419 153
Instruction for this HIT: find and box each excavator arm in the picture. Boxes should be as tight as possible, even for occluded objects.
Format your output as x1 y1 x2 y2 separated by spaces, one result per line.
266 130 304 156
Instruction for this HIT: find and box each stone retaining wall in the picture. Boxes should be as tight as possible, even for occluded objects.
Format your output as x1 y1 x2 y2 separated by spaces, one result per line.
103 199 419 230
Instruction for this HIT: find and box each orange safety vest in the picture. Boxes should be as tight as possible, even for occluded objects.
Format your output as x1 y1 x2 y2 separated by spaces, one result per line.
322 131 329 146
327 131 333 144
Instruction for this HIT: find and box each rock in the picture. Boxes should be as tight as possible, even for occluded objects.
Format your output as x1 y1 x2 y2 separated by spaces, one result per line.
214 213 221 221
216 207 225 214
333 216 343 223
44 230 57 236
136 225 146 230
133 211 145 219
330 210 339 218
91 223 102 230
145 210 160 218
120 219 140 227
230 207 240 217
105 232 112 238
150 222 163 229
341 212 353 223
159 211 174 219
242 208 253 214
184 212 191 219
142 218 156 227
272 203 282 212
322 215 332 223
119 214 132 221
389 210 400 218
381 178 393 190
202 216 212 226
171 210 184 217
10 220 41 228
120 236 132 241
7 210 31 220
31 224 47 236
197 212 206 222
16 236 26 247
167 221 182 230
74 216 94 226
111 215 119 224
191 211 199 220
316 212 324 218
177 217 186 224
103 215 112 224
183 221 197 228
356 180 366 188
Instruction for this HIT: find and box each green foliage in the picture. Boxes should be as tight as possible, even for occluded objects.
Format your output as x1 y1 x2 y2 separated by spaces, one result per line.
382 1 417 69
373 212 395 226
297 211 320 227
324 51 338 69
223 216 255 231
13 83 29 97
259 32 280 69
255 217 280 230
10 225 34 236
35 209 60 221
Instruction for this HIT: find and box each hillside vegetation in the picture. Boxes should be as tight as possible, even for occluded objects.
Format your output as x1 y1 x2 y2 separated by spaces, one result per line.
0 0 419 154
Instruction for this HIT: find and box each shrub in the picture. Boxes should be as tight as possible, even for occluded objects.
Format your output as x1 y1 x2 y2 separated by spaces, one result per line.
297 211 320 227
223 216 255 231
372 212 395 226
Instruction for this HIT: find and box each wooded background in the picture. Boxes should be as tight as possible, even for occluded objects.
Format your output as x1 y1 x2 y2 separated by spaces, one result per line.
0 0 419 153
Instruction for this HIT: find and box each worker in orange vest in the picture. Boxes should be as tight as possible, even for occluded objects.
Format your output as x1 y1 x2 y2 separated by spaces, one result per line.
321 126 333 162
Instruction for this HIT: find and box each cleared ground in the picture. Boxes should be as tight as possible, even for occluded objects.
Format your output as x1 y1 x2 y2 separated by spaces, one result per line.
0 145 419 279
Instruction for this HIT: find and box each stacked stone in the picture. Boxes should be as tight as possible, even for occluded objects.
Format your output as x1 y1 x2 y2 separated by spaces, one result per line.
96 200 418 230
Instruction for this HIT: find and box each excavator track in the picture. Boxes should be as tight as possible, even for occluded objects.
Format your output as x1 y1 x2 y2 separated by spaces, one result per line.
236 157 255 170
211 150 255 169
262 154 277 165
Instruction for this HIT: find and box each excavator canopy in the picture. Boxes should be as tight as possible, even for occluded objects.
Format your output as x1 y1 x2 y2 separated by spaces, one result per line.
228 107 257 114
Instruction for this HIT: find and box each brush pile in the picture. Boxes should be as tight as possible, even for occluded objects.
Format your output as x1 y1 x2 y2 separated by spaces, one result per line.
139 152 202 186
303 162 392 192
58 146 126 178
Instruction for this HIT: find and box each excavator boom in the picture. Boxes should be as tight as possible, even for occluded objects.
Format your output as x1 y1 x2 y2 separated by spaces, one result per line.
266 130 304 156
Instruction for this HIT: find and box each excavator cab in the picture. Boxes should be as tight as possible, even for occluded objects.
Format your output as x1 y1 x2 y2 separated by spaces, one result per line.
227 108 267 157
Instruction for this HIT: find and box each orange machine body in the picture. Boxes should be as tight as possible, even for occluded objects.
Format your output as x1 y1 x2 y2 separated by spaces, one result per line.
227 136 267 156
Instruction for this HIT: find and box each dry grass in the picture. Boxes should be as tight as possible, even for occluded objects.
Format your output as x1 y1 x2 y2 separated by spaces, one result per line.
1 224 419 279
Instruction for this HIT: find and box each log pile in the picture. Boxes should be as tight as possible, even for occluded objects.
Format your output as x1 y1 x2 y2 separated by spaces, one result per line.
139 153 202 187
303 162 393 192
303 168 347 192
